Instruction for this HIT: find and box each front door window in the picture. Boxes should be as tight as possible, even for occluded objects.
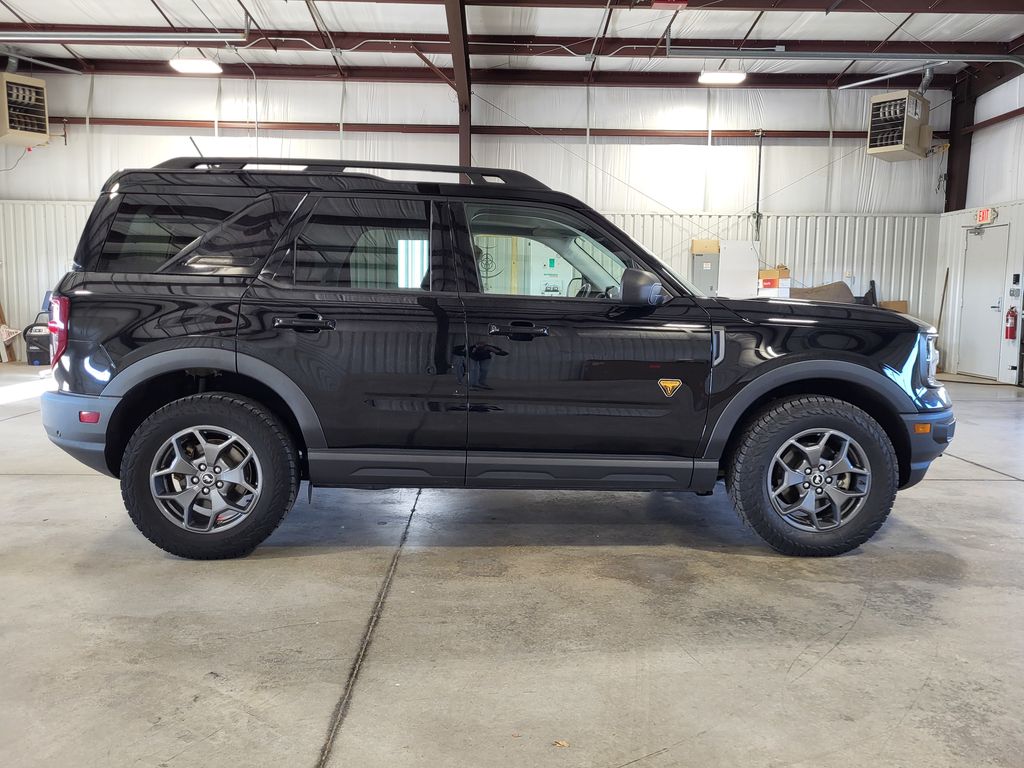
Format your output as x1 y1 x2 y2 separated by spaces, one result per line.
465 203 638 300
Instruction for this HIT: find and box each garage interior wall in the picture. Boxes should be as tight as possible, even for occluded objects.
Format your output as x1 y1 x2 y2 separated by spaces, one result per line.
966 78 1024 208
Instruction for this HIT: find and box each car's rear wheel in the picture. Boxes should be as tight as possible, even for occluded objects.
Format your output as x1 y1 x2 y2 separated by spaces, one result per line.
726 395 898 556
121 393 299 559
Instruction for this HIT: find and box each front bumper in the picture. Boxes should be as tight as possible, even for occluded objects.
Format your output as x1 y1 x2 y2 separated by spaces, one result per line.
40 391 120 477
900 407 956 489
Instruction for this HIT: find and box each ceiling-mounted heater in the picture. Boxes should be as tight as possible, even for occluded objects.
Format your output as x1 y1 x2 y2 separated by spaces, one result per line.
867 90 931 162
0 73 49 146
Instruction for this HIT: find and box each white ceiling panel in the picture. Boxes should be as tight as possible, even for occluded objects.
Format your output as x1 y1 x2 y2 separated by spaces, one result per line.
0 0 167 26
752 12 897 41
467 7 607 37
900 14 1024 43
316 2 448 34
664 10 763 40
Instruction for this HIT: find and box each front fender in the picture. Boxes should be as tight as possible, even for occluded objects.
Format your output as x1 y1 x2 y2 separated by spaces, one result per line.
700 359 917 460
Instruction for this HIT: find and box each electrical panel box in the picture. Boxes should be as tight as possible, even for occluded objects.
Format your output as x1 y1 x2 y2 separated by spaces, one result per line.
691 253 720 296
0 73 48 147
867 90 931 162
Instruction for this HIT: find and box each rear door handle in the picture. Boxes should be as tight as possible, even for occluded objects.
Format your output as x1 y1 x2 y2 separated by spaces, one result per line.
488 322 549 339
273 314 336 332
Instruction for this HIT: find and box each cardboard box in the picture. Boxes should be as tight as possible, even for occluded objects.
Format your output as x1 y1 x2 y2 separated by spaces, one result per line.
692 238 720 254
758 266 791 280
760 277 792 290
880 300 909 314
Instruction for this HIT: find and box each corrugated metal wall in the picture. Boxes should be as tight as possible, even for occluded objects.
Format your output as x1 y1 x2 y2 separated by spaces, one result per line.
608 211 940 321
0 200 93 359
759 214 939 318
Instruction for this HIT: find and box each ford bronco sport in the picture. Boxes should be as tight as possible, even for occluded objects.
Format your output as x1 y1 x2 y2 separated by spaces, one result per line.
41 157 954 559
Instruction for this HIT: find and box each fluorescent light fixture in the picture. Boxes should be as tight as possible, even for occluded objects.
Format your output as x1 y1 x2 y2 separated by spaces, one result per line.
169 58 223 75
698 70 747 85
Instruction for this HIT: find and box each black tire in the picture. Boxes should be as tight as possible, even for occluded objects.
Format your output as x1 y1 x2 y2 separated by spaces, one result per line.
725 395 898 557
121 393 299 560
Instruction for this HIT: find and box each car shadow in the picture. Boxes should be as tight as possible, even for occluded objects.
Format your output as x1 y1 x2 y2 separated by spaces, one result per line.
257 486 787 557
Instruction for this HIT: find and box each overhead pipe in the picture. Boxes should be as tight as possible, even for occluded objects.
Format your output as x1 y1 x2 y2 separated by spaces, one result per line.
836 61 947 90
919 65 934 96
1 51 83 75
665 41 1024 69
0 30 248 43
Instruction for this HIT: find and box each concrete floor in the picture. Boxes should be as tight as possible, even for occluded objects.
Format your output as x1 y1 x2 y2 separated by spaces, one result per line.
1 363 1022 768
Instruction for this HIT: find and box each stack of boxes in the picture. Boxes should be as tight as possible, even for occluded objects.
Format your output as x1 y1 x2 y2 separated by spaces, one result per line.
758 265 791 298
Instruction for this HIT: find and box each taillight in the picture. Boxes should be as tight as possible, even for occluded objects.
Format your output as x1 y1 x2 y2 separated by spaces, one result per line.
48 295 69 368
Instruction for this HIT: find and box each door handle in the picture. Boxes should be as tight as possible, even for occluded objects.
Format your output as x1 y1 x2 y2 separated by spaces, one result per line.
488 322 549 339
991 299 1003 311
273 314 336 332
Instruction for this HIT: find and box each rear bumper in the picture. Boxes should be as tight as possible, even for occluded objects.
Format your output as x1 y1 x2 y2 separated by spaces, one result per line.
900 407 956 489
40 391 120 477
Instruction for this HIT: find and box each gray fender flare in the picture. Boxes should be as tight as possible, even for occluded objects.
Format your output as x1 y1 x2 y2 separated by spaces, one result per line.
102 348 327 450
701 359 916 460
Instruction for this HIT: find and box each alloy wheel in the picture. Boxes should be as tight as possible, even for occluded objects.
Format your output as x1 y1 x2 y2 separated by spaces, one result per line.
149 425 263 533
766 428 872 532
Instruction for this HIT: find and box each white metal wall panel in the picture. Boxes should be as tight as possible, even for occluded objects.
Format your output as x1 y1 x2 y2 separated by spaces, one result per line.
0 200 92 360
610 211 939 321
759 213 939 319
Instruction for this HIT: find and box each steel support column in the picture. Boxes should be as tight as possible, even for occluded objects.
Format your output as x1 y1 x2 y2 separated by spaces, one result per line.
443 0 472 167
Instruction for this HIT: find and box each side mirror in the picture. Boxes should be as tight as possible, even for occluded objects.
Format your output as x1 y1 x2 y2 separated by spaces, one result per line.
620 268 669 306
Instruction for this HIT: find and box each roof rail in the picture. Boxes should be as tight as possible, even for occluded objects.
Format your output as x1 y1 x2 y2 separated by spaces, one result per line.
153 157 549 190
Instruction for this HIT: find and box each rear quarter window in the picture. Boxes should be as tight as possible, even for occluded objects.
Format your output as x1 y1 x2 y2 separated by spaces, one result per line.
93 193 301 275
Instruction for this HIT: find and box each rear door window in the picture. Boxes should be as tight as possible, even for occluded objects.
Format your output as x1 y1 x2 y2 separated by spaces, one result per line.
266 196 437 292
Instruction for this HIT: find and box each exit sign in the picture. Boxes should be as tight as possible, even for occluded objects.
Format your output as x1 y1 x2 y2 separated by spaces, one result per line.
977 208 997 225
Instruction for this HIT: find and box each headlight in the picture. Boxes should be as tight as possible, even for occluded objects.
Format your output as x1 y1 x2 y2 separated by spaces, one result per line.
921 333 940 388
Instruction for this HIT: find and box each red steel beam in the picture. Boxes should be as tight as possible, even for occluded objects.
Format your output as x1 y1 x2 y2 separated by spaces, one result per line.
443 0 472 166
24 57 957 89
961 104 1024 134
0 24 1014 57
50 115 951 140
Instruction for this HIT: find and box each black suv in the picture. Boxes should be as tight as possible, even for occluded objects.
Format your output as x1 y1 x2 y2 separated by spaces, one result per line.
41 157 954 560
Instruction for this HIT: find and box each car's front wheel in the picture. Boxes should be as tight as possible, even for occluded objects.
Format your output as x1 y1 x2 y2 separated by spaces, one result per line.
121 393 299 559
726 395 898 556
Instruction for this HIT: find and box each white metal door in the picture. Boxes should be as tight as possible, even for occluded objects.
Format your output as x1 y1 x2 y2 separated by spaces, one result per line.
957 225 1009 379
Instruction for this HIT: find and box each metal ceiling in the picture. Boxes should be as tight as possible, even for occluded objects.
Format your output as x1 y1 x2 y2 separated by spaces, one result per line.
0 0 1021 89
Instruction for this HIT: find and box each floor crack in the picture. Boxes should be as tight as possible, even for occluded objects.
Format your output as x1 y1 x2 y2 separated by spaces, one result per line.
314 489 421 768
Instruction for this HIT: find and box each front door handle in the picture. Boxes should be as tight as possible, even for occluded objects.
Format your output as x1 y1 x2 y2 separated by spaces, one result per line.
488 322 549 339
274 314 337 333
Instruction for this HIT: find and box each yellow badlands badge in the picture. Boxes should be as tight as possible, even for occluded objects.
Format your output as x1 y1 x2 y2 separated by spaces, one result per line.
658 378 682 398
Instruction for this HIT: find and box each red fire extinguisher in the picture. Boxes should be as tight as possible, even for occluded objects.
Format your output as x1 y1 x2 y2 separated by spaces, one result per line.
1007 306 1019 341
